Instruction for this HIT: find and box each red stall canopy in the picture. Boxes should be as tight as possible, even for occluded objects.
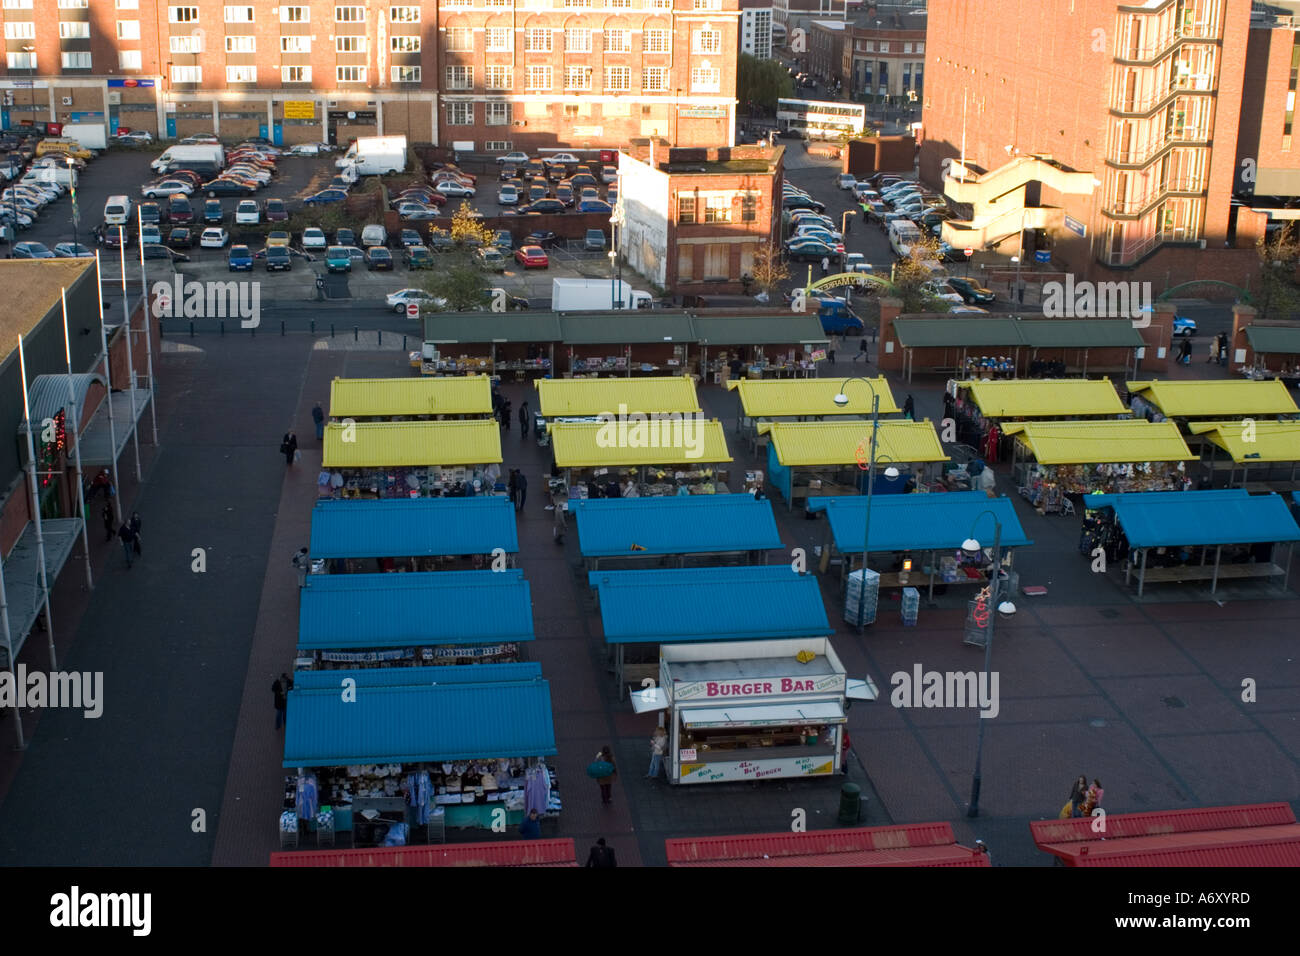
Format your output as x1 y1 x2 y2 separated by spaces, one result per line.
270 838 577 867
666 824 989 867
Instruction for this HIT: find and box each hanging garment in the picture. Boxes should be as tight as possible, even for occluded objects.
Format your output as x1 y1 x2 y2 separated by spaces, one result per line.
524 763 551 816
406 771 431 825
984 425 1001 464
295 773 319 820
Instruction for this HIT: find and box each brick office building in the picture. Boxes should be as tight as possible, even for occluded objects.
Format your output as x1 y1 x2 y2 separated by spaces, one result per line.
919 0 1299 287
840 9 925 100
0 0 739 151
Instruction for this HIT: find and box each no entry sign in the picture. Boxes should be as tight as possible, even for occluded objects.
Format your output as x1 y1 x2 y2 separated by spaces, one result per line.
963 248 974 258
406 303 419 318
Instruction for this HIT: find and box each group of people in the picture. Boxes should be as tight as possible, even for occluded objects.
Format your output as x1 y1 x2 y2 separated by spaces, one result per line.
1059 775 1104 819
493 389 533 437
278 402 327 468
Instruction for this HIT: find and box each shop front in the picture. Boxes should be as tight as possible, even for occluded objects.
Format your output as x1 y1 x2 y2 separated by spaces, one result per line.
560 313 696 378
418 313 563 380
693 315 828 385
320 420 504 499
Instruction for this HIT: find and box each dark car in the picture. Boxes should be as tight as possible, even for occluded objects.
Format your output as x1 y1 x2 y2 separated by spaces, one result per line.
500 164 519 182
578 199 612 214
168 227 193 249
227 244 254 271
265 246 292 272
203 199 224 224
404 245 434 270
569 173 598 188
493 230 514 251
783 195 826 212
555 183 575 207
527 181 549 203
141 244 189 263
427 230 455 252
138 202 164 225
947 276 997 304
523 199 566 215
784 239 839 262
335 228 356 247
102 225 135 248
525 230 559 248
264 198 289 222
547 164 567 183
203 178 257 197
399 228 423 248
365 246 394 270
168 195 194 224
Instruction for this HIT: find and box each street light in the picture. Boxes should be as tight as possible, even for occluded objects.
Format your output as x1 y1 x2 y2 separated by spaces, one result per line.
608 249 618 310
20 45 36 130
67 155 78 254
841 208 854 239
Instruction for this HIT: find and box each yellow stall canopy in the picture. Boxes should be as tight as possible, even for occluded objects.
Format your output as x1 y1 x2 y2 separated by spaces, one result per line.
547 419 732 468
1187 420 1300 463
959 378 1126 418
1001 420 1193 464
323 420 504 468
1127 379 1300 418
759 420 949 467
534 376 701 418
328 375 494 419
725 377 901 418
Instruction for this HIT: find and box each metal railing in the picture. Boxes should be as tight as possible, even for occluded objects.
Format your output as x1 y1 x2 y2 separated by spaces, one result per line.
1102 178 1205 217
1113 22 1219 64
1112 75 1214 115
1095 227 1200 266
1107 128 1210 167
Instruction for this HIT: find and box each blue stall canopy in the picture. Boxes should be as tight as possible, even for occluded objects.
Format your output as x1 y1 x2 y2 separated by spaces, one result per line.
805 492 1033 553
572 495 783 557
587 566 831 644
309 497 519 559
298 571 535 649
284 681 557 768
292 663 543 690
1086 490 1300 547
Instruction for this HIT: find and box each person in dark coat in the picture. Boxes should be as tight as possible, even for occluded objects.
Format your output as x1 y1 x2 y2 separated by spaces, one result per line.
501 399 512 431
519 401 530 437
129 512 142 555
519 809 541 839
281 431 298 466
101 502 116 543
312 402 325 441
118 521 138 568
507 469 519 507
902 394 915 420
272 672 292 730
585 837 617 868
515 471 527 511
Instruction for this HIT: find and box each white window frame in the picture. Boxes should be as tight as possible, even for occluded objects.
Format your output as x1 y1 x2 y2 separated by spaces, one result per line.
224 5 253 23
282 65 312 83
485 101 512 126
690 66 720 93
118 50 142 70
565 65 592 90
226 65 257 83
168 6 199 23
605 66 630 91
390 35 417 53
59 22 90 40
280 5 308 22
2 0 33 8
225 35 255 53
116 0 138 8
525 29 552 52
58 0 88 7
446 102 474 126
116 20 141 40
389 5 420 22
486 27 512 52
282 36 312 54
604 29 630 53
642 66 668 91
61 51 92 69
335 35 365 53
445 28 472 52
565 28 592 53
693 29 721 55
334 6 363 23
336 65 366 83
169 35 202 54
5 52 36 70
445 66 474 90
486 65 512 90
526 65 552 91
392 65 421 83
644 29 671 53
170 64 202 83
4 22 35 39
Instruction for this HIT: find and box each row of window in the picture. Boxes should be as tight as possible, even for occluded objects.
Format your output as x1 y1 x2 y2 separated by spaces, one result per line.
444 27 714 54
0 1 721 17
447 64 707 91
853 41 925 54
87 31 423 55
678 193 758 224
441 0 719 8
1 57 414 83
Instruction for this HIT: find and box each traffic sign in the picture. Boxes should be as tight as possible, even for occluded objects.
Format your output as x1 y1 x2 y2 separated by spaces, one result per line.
406 303 420 318
1035 250 1051 263
963 248 974 258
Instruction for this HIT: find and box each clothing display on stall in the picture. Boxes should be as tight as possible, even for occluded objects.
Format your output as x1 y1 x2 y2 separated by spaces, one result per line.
295 773 319 821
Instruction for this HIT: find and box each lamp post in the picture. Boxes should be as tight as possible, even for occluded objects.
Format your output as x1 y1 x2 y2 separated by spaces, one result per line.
67 155 78 254
841 208 854 239
21 45 35 126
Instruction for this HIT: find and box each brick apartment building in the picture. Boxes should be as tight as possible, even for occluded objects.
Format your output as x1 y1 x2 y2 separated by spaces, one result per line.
919 0 1300 287
0 0 740 151
839 9 925 99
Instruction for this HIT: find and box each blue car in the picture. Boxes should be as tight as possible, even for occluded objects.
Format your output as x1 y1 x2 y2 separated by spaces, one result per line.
1173 314 1197 336
227 244 254 271
578 199 612 214
303 189 348 205
12 241 55 259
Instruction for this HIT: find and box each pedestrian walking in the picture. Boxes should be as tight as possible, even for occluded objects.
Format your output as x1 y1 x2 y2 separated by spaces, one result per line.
589 745 618 804
118 520 138 568
502 399 512 431
312 402 325 441
647 726 667 779
902 394 915 420
1060 774 1088 819
272 672 292 731
584 837 617 868
129 511 142 555
89 467 113 501
943 391 956 422
855 337 869 363
292 546 309 588
1206 337 1217 363
519 401 530 438
519 808 542 839
281 431 298 466
515 471 528 511
827 334 838 364
507 469 519 508
552 489 567 543
101 502 116 543
1218 333 1228 366
1178 337 1192 364
821 256 830 276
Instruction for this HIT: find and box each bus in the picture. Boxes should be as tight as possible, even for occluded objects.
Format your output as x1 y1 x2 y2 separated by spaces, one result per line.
775 98 866 139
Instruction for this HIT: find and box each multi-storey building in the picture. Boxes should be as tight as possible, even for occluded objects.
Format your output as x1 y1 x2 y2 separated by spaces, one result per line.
840 10 926 99
0 0 739 150
739 2 774 58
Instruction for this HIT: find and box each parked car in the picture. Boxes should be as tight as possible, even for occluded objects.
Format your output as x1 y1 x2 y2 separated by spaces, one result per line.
524 199 566 215
303 188 348 204
138 202 164 225
52 241 94 258
498 184 519 205
404 245 435 270
142 179 195 198
234 200 260 225
264 198 289 222
525 230 559 248
387 288 445 314
298 228 326 250
167 227 193 249
140 224 162 245
203 178 257 197
515 244 549 269
427 229 455 252
266 230 291 247
203 199 224 224
201 227 230 248
497 151 531 166
399 228 423 248
476 247 507 272
435 180 476 198
542 152 580 167
265 246 292 272
584 229 607 252
168 195 194 224
555 183 575 207
947 276 997 304
493 230 514 251
114 130 154 145
325 246 353 272
335 228 356 247
141 244 189 263
365 246 394 271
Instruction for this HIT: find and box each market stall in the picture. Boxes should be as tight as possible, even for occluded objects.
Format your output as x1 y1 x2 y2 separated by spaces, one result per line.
296 571 535 668
546 418 734 499
951 378 1128 464
588 565 832 697
573 494 783 570
1080 489 1300 596
1187 420 1300 488
630 638 852 786
725 377 901 454
691 314 828 383
1243 326 1300 385
560 313 696 377
417 312 562 379
320 420 504 499
806 491 1031 598
271 839 579 867
665 824 991 866
308 497 518 572
534 376 702 419
328 375 494 422
1003 420 1195 511
759 419 949 511
281 666 559 845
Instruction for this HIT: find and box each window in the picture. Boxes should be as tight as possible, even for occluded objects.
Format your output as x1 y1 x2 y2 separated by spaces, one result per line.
741 194 757 222
336 65 366 83
446 66 473 89
644 29 670 53
642 66 668 91
565 28 592 52
678 194 695 224
903 42 912 54
280 5 307 22
692 29 721 54
693 0 720 8
604 29 630 52
224 5 253 22
565 0 591 7
525 29 551 52
337 35 365 52
116 20 141 40
169 5 198 22
2 0 33 7
652 0 672 7
484 141 512 152
335 6 363 22
59 22 90 39
226 65 256 83
281 36 311 53
486 28 511 51
226 35 254 52
915 42 924 53
879 41 889 53
605 66 630 91
486 65 512 89
678 247 694 281
902 63 911 88
486 101 512 126
565 66 591 90
170 64 201 83
445 27 472 52
4 22 34 39
609 0 631 7
58 0 87 6
564 104 579 117
119 50 142 69
5 52 35 70
392 65 421 83
446 102 474 126
61 51 92 69
526 65 551 90
389 5 420 21
117 0 138 7
703 194 730 223
703 245 728 280
690 66 720 92
170 35 202 54
282 65 311 83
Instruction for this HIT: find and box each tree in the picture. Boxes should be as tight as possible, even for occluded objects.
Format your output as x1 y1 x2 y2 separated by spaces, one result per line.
449 199 496 247
420 257 488 312
891 236 951 314
1254 231 1300 320
738 54 794 116
751 241 790 296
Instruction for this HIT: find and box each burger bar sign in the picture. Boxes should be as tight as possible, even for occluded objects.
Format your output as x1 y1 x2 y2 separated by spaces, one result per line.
673 673 845 701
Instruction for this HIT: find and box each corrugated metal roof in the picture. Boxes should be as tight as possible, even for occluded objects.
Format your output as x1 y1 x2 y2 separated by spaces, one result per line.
725 377 901 417
959 378 1126 418
805 491 1032 553
1052 829 1300 867
1000 419 1193 464
587 566 831 643
1082 489 1300 546
21 373 104 434
893 317 1024 347
692 314 829 345
270 839 578 867
1187 420 1300 463
559 312 696 344
665 824 975 866
535 376 701 417
1127 379 1299 417
1019 319 1145 347
1244 325 1300 355
1030 802 1296 845
292 663 542 689
573 495 783 557
309 498 518 558
322 420 503 467
283 681 556 767
547 419 732 467
328 375 493 419
422 312 563 343
670 846 990 867
760 420 949 467
298 571 535 649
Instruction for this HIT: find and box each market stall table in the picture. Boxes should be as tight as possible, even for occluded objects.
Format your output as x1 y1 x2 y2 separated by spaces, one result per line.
546 418 734 499
320 419 504 499
725 377 901 454
1243 327 1300 384
328 375 494 421
560 312 696 378
418 312 563 379
692 314 828 384
951 378 1128 464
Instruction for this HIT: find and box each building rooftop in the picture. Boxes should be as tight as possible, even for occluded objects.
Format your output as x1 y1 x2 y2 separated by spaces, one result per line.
0 260 96 364
625 142 783 175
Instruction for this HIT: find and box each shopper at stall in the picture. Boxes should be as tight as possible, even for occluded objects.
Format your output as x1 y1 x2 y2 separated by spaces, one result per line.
519 809 542 839
280 431 298 467
1059 774 1088 818
519 401 530 437
591 746 618 804
622 477 638 498
585 837 617 868
647 726 667 779
291 547 309 588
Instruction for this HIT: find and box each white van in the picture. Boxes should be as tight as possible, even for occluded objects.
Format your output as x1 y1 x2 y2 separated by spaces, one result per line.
103 195 133 226
360 223 387 248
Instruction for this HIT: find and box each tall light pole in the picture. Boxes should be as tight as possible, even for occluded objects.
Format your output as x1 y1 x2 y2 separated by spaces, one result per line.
67 156 78 253
21 45 35 129
841 208 854 239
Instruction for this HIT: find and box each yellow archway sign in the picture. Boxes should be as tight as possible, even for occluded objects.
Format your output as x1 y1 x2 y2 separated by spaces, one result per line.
806 272 898 295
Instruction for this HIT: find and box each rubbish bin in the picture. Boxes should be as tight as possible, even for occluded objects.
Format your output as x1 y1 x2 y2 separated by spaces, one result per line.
837 782 862 825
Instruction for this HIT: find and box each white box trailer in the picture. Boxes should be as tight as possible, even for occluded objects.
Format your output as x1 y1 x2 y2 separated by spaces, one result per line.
551 277 653 311
336 135 407 176
151 144 225 173
59 123 107 151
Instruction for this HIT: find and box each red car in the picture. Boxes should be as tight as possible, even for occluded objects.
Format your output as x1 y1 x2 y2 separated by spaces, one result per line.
515 244 549 269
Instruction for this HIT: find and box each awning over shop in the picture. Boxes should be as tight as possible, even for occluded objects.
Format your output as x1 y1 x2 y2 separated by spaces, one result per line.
1127 379 1299 417
328 375 493 419
283 680 557 767
573 495 782 557
534 376 701 417
0 518 83 669
805 491 1032 553
681 701 846 728
692 314 828 346
72 388 153 468
292 663 542 689
270 839 579 868
322 420 503 468
1001 420 1193 464
665 823 990 867
1244 325 1300 356
760 420 948 467
892 318 1143 348
725 377 900 417
22 372 104 430
1030 802 1300 867
559 313 696 343
1187 420 1300 462
1019 320 1146 348
298 570 535 649
423 312 563 343
309 497 518 558
547 420 732 468
958 379 1126 418
1082 490 1300 546
588 566 831 643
